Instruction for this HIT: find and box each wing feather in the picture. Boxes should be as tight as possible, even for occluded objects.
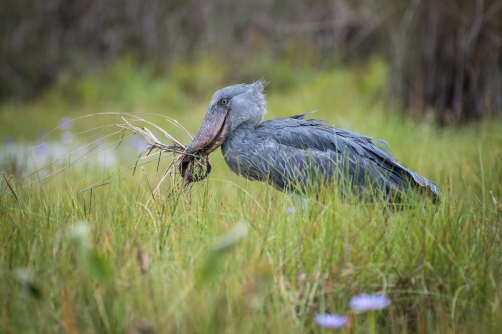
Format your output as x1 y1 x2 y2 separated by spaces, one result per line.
255 115 439 198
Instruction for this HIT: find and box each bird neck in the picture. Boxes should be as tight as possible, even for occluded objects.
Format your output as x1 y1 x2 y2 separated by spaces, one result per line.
229 118 259 134
222 122 252 151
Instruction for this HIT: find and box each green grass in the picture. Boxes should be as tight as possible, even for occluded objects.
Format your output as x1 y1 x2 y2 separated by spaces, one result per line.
1 58 502 333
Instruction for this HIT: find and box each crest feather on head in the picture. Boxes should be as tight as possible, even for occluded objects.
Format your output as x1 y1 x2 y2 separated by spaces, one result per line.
250 78 268 114
252 77 268 93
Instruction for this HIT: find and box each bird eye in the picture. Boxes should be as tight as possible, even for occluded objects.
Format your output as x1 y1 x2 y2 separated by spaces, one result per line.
220 98 229 106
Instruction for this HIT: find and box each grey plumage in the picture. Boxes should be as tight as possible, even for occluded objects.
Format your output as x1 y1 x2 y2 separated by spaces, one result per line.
185 79 439 202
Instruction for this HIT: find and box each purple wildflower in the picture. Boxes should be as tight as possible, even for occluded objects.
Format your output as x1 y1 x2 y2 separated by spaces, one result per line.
59 117 72 131
286 207 296 214
349 293 390 312
3 136 14 146
35 143 49 156
483 226 499 232
314 313 348 329
129 136 147 151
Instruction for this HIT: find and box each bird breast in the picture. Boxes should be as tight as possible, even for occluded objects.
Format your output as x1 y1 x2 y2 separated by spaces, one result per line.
221 128 264 178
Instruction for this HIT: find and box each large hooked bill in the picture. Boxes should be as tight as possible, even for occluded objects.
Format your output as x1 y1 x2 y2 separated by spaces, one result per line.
179 104 231 183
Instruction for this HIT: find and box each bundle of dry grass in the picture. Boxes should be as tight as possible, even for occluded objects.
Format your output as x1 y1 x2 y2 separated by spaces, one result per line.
3 113 209 200
117 116 211 194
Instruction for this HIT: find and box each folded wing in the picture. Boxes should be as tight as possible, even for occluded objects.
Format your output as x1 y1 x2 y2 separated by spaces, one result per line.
251 113 439 200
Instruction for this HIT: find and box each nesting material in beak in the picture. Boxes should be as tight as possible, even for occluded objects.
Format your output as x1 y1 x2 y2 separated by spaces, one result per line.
180 104 230 183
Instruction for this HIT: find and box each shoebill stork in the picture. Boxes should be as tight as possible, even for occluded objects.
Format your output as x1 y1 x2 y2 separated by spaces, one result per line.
181 79 439 202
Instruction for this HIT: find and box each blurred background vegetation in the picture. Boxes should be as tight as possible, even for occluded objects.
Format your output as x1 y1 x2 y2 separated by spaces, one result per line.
1 0 501 125
2 2 502 333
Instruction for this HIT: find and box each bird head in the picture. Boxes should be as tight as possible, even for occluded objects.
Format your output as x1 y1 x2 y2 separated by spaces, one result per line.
185 79 267 155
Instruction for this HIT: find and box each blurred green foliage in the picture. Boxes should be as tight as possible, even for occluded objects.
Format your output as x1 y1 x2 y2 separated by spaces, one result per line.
2 0 500 124
42 52 327 107
0 0 368 101
0 55 382 142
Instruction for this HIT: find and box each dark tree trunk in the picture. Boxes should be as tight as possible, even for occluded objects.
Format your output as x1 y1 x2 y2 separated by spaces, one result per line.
389 0 502 125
